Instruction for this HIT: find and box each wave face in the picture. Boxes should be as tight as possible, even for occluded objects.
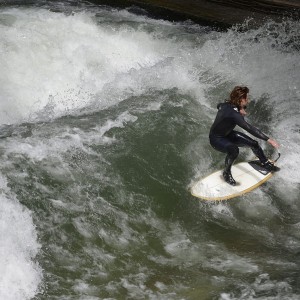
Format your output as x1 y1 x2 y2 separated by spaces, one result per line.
0 1 299 299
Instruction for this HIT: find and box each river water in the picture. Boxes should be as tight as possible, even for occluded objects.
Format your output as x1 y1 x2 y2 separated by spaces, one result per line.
0 1 300 299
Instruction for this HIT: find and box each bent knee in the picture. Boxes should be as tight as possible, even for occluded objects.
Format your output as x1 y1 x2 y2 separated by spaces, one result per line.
251 140 260 149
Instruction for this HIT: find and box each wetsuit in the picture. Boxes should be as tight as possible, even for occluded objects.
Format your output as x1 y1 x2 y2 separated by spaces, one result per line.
209 102 269 174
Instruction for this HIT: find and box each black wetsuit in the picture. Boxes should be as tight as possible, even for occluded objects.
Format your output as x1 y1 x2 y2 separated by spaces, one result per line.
209 102 269 173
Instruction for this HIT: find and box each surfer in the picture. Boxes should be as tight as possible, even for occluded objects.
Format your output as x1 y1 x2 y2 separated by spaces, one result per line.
209 86 279 186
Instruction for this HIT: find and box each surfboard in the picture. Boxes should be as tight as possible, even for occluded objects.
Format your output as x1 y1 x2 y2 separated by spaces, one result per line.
191 160 275 201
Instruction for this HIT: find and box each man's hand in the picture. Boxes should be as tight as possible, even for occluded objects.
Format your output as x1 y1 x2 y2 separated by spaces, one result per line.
267 138 279 148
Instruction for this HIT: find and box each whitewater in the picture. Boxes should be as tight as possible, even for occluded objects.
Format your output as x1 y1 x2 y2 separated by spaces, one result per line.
0 1 299 299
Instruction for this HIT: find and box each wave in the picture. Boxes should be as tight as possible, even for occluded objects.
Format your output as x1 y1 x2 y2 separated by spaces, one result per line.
0 4 299 299
0 174 42 299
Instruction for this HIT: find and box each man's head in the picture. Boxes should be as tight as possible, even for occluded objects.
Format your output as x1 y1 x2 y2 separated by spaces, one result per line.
229 86 249 109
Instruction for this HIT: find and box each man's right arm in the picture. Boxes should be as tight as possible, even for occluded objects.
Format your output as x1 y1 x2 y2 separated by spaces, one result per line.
235 114 269 141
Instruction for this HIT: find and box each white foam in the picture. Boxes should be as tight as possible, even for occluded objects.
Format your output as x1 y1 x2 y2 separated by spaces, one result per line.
220 273 298 300
93 111 138 138
1 111 137 167
0 174 42 300
0 7 210 124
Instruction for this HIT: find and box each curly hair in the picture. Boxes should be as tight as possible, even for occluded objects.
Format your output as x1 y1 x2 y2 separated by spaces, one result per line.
228 86 249 107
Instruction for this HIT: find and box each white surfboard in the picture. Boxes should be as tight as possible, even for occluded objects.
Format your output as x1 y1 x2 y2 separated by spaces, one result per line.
191 160 274 201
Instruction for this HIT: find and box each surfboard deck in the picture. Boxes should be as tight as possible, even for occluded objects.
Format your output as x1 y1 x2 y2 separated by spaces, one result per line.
191 160 274 201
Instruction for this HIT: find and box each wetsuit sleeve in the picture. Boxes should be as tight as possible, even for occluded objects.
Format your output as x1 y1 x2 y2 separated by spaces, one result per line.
235 114 269 141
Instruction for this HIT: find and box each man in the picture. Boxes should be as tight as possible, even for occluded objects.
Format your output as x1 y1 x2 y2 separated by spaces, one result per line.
209 86 279 186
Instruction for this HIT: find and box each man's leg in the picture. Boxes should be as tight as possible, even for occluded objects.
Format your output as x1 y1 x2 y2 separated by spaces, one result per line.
228 131 279 171
228 131 268 163
223 144 239 185
210 136 239 185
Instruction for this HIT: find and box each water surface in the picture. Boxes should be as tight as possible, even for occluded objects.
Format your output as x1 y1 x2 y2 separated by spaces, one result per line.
0 1 300 299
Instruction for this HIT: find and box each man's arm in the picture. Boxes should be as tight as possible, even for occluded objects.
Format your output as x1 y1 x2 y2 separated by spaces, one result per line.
235 114 269 141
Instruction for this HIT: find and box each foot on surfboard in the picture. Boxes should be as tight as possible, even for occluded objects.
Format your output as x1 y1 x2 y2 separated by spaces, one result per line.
223 171 236 186
261 160 280 172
